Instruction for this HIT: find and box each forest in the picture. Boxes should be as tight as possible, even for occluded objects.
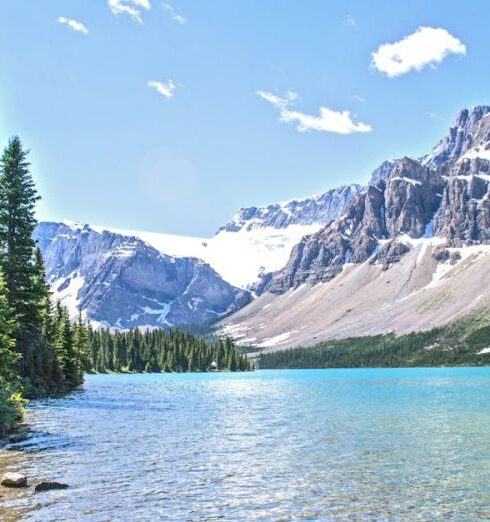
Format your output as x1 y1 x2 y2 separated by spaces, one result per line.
88 328 251 373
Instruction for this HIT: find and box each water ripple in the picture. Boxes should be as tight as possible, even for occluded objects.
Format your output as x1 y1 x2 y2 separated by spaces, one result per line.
1 368 490 520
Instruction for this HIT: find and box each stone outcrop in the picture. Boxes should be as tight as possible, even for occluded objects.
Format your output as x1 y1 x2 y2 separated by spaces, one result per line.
370 240 410 271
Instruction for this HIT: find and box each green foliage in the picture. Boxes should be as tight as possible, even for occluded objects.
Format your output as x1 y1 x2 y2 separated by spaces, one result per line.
0 137 41 375
258 312 490 369
89 329 252 373
0 268 23 435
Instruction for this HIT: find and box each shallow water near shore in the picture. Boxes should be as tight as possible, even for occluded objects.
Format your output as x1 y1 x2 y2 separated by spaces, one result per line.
1 368 490 521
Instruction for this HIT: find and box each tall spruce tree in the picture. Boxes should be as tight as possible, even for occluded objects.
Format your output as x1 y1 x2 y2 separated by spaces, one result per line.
0 137 41 375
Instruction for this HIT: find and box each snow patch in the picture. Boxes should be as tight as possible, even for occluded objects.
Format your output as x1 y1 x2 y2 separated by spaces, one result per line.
459 146 490 162
391 176 422 186
91 222 322 289
257 330 297 348
54 271 85 319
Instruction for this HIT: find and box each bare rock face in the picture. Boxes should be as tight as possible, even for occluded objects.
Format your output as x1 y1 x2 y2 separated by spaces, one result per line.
268 184 386 292
434 159 490 245
384 158 444 237
422 106 490 169
1 473 28 488
369 159 397 184
264 106 490 295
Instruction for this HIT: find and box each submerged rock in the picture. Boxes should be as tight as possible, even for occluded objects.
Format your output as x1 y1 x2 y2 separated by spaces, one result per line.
8 433 28 444
35 481 69 492
1 472 28 488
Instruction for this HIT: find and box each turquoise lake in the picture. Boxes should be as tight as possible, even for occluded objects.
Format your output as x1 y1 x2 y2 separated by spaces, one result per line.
1 368 490 521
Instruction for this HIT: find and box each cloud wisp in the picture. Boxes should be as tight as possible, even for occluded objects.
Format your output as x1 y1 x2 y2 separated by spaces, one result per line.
257 90 372 135
57 17 88 34
108 0 151 24
372 26 466 78
162 3 187 24
147 80 177 99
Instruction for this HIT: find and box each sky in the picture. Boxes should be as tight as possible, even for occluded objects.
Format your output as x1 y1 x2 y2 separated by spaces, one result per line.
1 0 489 237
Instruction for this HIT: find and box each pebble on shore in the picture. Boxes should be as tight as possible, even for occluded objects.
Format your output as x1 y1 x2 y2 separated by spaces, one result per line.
1 473 28 488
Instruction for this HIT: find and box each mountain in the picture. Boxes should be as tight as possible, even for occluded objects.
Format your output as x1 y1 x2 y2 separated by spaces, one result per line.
218 184 363 232
34 221 251 329
35 185 361 329
220 106 490 350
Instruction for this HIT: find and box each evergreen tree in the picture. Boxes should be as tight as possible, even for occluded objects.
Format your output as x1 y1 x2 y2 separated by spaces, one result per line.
0 268 22 434
0 137 41 375
74 313 90 375
55 305 79 388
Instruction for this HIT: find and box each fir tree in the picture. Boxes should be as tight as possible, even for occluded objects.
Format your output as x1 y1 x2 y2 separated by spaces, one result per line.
0 137 41 375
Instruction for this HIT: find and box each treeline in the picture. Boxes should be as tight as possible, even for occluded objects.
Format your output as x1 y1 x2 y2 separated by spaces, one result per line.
0 137 86 434
258 318 490 369
89 329 252 373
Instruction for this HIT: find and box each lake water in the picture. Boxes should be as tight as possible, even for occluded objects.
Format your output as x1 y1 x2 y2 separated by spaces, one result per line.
1 368 490 521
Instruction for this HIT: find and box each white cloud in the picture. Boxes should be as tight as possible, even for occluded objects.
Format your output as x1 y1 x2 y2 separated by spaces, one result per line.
147 80 177 99
257 90 372 135
57 17 88 34
162 3 187 24
353 95 366 103
372 26 466 78
108 0 151 24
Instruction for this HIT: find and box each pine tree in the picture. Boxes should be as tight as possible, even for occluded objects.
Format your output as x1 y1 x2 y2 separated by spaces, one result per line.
55 305 79 388
31 247 60 389
74 313 90 376
0 137 41 375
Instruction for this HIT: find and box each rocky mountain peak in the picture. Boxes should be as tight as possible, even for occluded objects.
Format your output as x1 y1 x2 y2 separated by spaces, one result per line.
422 105 490 169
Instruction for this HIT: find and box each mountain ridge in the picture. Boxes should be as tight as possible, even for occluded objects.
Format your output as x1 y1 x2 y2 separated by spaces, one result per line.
220 105 490 349
35 182 361 328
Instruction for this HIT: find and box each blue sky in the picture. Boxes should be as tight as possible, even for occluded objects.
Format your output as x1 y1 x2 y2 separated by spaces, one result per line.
1 0 489 236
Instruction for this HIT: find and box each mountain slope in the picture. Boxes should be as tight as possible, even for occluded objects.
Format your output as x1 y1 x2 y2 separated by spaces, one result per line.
221 106 490 349
222 239 490 349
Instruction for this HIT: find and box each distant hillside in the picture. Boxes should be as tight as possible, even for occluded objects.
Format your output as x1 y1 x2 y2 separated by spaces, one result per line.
257 309 490 368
